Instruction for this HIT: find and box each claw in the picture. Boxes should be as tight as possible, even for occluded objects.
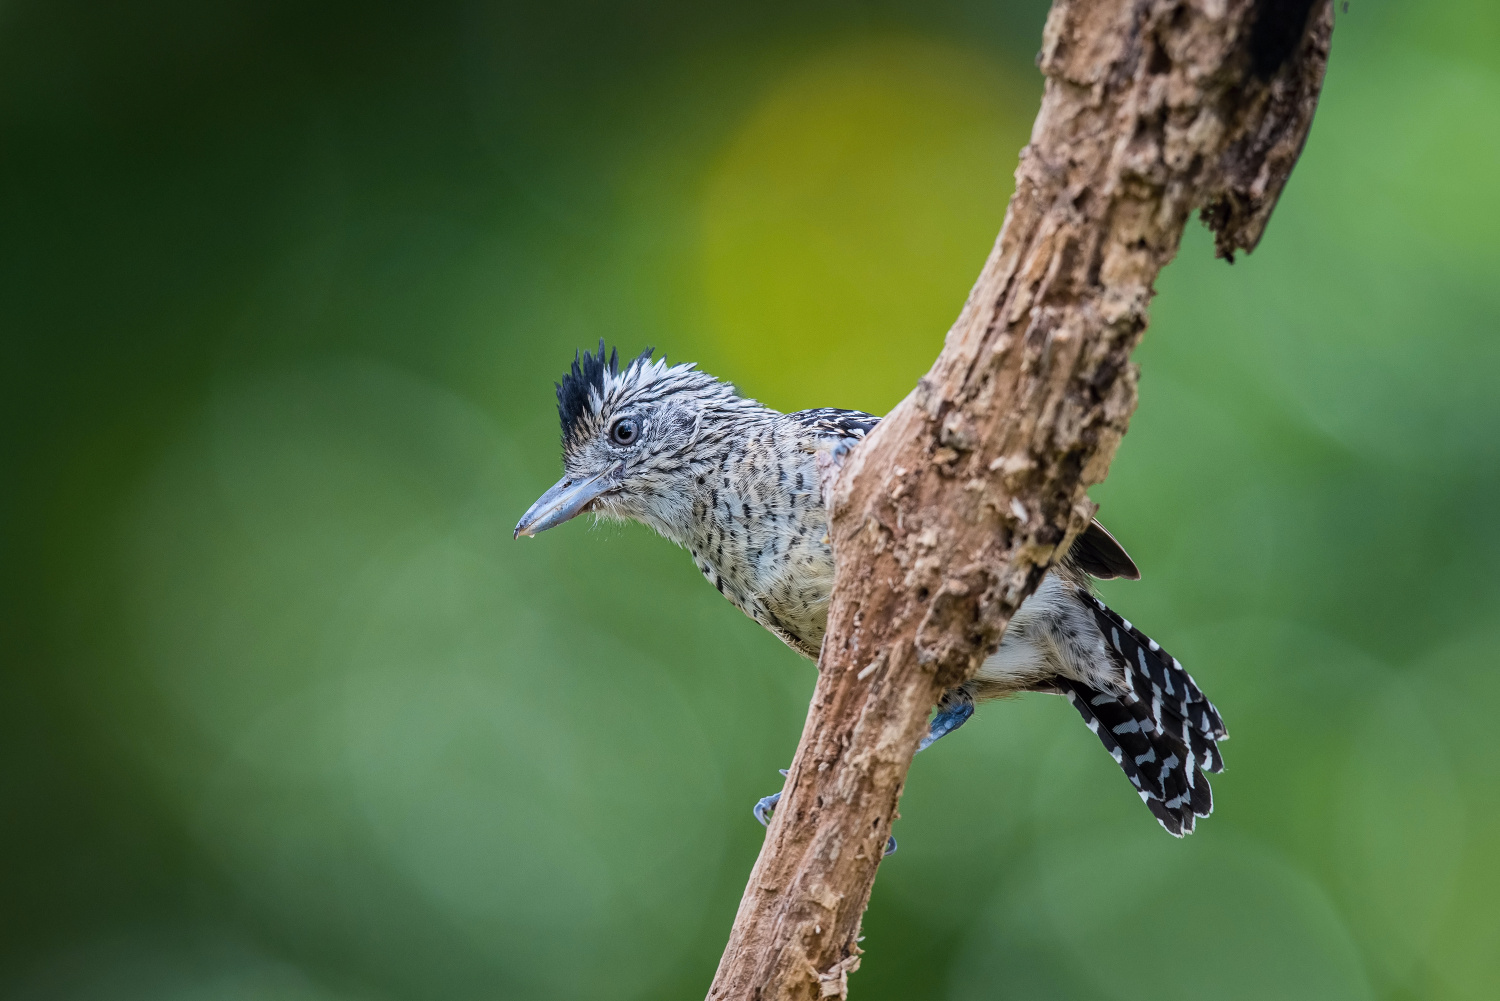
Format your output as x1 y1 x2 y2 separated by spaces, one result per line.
752 768 896 857
753 791 781 827
753 769 790 826
918 686 975 752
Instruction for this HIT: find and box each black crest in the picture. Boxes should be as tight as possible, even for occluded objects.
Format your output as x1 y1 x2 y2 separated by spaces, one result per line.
556 340 653 449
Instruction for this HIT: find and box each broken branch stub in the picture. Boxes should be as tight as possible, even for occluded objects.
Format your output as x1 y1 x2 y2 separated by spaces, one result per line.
708 1 1334 998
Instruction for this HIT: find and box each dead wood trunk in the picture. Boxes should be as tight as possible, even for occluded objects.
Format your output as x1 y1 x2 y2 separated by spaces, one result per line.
708 1 1334 997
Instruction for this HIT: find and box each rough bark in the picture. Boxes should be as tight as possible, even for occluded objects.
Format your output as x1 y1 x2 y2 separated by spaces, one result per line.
707 1 1334 998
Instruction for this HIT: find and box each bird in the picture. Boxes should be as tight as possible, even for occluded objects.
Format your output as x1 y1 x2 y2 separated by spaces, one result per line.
514 342 1227 845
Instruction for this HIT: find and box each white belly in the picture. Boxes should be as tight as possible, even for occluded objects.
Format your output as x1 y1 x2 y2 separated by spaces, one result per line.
975 573 1118 693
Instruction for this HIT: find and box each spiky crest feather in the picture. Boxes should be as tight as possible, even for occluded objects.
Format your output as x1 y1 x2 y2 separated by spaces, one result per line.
556 340 743 454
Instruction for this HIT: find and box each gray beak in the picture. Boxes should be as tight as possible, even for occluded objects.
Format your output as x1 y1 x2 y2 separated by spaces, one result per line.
514 469 616 538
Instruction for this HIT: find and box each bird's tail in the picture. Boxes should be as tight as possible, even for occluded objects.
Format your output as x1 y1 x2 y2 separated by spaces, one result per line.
1060 594 1228 836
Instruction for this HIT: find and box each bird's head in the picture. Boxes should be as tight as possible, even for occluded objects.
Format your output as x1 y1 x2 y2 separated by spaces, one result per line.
514 341 749 540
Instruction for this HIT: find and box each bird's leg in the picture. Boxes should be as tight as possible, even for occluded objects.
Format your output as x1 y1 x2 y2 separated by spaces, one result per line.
917 685 975 752
753 767 896 856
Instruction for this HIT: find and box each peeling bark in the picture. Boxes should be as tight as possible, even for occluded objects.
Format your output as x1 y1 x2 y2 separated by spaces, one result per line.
707 1 1334 997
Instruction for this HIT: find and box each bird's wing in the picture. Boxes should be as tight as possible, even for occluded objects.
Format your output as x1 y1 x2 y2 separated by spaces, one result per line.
1069 520 1141 580
788 408 1138 581
788 408 881 442
789 409 881 511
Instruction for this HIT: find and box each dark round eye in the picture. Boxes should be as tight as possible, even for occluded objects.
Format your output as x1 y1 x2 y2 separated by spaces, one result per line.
610 416 640 446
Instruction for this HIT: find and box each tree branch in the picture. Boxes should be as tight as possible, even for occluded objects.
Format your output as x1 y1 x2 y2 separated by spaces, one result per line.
707 1 1334 997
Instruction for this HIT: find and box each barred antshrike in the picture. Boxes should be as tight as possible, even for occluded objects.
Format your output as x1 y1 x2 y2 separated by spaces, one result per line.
515 344 1227 849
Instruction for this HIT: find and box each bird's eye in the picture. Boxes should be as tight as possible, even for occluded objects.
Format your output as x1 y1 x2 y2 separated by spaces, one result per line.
610 416 640 446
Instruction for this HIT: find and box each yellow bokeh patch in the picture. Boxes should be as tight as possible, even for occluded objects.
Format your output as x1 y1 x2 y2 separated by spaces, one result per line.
698 36 1036 414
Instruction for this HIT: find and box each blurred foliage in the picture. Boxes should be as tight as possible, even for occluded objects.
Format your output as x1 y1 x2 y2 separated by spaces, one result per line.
2 1 1497 999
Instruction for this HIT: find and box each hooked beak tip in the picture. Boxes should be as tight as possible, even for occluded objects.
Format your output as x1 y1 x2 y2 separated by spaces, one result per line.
514 468 616 539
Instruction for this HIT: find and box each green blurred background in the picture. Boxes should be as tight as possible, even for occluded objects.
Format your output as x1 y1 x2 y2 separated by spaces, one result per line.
3 1 1497 998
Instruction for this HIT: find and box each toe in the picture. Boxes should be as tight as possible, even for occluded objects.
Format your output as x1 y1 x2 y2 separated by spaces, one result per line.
753 791 781 827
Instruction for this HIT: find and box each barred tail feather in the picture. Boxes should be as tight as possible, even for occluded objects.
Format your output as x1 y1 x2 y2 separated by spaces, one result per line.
1062 594 1228 837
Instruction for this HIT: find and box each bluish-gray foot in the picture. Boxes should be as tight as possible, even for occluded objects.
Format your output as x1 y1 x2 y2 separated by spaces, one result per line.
753 769 896 856
917 685 975 752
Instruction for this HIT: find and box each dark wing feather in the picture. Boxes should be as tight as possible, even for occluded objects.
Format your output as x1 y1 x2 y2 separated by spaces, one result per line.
789 408 880 440
791 412 1140 585
1070 521 1141 580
